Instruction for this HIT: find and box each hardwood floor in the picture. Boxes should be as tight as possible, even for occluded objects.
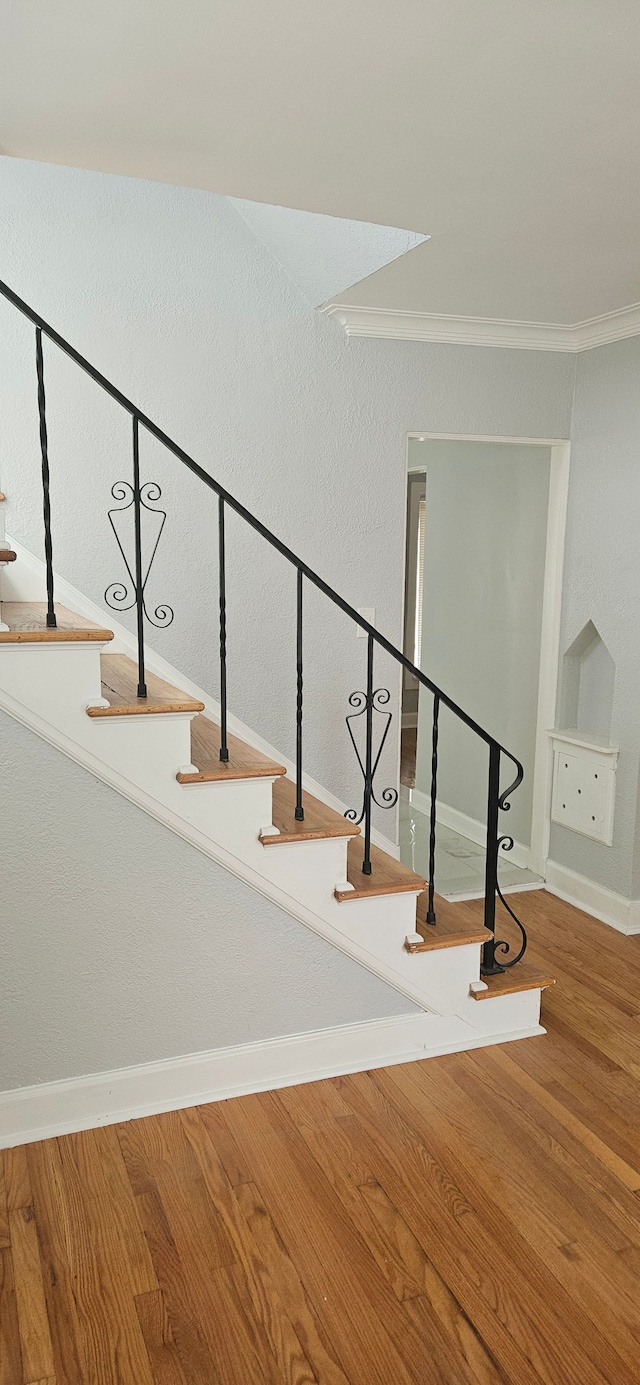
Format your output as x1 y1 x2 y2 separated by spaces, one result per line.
2 890 640 1383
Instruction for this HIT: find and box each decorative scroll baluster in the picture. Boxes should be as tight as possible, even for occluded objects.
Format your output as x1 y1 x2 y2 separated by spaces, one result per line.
295 567 304 820
363 634 374 874
105 424 174 678
35 328 56 628
481 746 528 974
481 743 501 970
218 496 229 762
132 417 147 697
426 693 440 924
345 636 399 875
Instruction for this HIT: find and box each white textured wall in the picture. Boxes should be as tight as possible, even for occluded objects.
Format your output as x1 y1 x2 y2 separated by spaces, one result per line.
0 158 575 848
549 336 640 898
0 710 418 1090
229 198 427 306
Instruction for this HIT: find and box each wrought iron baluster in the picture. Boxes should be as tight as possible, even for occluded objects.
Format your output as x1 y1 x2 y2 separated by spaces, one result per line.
481 742 501 972
344 644 398 850
132 417 147 697
106 433 172 671
481 748 528 974
362 634 374 874
218 495 229 762
295 567 304 820
35 328 56 628
426 693 440 924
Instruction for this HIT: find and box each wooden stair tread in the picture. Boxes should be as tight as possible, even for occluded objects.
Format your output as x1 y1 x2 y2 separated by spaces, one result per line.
471 961 555 1000
261 778 360 844
405 893 493 951
178 715 286 782
0 549 16 562
87 653 204 717
335 838 426 901
0 602 114 643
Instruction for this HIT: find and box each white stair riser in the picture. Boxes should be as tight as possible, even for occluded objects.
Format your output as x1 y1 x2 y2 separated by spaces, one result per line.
177 778 279 848
404 939 483 1010
87 715 195 798
258 837 349 911
457 985 542 1034
0 643 105 712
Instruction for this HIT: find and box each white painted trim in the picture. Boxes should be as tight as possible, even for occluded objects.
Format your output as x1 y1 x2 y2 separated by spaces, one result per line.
6 536 399 861
409 787 532 871
322 302 640 353
548 728 619 757
408 433 570 447
0 1011 545 1150
545 861 640 935
401 712 418 729
404 435 570 880
529 443 571 875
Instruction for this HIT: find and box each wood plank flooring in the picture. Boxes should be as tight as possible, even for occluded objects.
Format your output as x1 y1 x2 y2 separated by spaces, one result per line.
2 889 640 1383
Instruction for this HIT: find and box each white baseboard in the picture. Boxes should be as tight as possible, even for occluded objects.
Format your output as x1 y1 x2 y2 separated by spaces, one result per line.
0 1011 545 1150
6 537 399 861
445 881 544 903
409 788 532 871
545 859 640 935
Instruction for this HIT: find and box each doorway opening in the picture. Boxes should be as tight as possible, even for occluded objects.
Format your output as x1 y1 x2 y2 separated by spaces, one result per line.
401 433 570 900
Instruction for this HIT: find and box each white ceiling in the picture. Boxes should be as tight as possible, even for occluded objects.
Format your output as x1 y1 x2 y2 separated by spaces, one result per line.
1 0 639 325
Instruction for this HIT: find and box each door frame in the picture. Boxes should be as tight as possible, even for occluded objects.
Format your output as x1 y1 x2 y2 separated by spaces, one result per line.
404 432 571 878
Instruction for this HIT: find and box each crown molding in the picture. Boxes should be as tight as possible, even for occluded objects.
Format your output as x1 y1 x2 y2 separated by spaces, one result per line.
321 301 640 353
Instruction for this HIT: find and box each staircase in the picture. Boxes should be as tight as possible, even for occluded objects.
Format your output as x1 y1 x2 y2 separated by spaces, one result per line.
0 278 554 1082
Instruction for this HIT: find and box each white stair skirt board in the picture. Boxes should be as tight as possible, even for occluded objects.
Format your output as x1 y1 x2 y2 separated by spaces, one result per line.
409 787 533 872
546 860 640 936
0 1011 546 1150
5 536 400 860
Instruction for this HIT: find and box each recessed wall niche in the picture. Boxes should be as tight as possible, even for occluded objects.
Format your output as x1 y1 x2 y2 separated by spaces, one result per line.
559 619 615 741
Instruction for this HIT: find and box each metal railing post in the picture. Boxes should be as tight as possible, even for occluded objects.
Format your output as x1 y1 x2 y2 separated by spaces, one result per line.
132 417 147 697
295 567 304 820
35 328 56 628
481 742 502 974
218 495 229 761
426 694 440 924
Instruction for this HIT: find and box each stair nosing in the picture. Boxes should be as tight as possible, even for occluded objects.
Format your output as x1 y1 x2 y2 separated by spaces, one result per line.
405 926 493 953
88 700 204 718
335 878 426 901
178 763 286 783
260 822 360 845
471 970 555 1000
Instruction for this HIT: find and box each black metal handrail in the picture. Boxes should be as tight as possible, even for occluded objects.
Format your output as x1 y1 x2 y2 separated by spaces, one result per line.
0 276 526 974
